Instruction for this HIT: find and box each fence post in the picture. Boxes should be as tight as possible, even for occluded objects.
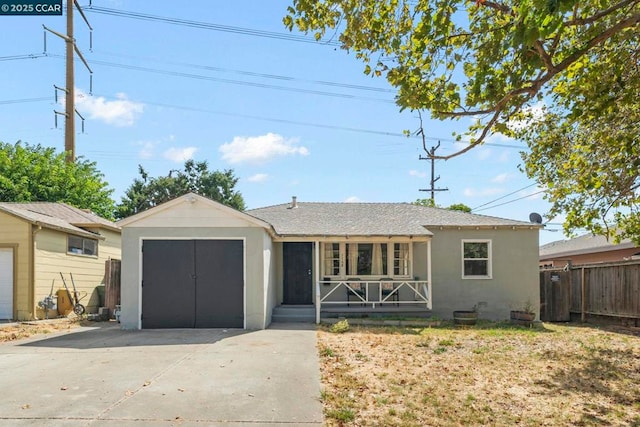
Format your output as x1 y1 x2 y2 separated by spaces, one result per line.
580 267 586 322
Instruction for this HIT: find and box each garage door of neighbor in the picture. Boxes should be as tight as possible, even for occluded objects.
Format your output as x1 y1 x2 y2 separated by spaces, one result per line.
141 240 243 329
0 248 14 320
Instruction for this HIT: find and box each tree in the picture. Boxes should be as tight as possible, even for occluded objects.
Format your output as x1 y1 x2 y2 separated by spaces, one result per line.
0 141 115 219
285 1 640 241
116 160 245 219
414 199 472 212
447 203 472 213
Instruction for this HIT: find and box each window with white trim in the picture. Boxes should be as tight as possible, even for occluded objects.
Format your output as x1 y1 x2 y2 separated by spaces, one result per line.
393 243 410 276
321 242 410 278
323 242 341 276
462 240 491 278
68 235 98 257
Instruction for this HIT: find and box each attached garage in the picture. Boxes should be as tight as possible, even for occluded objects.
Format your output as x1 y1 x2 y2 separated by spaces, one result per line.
141 239 244 328
118 193 277 330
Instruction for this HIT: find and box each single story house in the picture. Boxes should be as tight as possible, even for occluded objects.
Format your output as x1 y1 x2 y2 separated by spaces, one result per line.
540 233 640 268
118 193 541 329
0 202 121 320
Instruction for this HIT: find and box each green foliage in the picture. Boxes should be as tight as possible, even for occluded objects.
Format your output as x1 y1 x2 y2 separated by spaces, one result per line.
286 0 640 242
414 199 472 213
116 160 245 219
414 198 436 207
447 203 472 213
330 319 350 333
0 141 115 219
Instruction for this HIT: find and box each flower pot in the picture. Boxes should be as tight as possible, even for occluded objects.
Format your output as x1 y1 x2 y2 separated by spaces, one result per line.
453 310 478 326
510 310 535 326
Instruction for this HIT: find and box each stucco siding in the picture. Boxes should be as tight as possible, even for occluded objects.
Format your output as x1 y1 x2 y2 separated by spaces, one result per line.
0 212 31 320
120 227 269 330
34 228 122 317
430 228 540 320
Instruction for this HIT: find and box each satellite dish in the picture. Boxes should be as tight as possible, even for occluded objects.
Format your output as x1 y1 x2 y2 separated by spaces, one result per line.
529 212 543 224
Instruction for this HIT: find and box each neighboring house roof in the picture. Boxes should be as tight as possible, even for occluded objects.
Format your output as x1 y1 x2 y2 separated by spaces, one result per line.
539 233 638 259
0 202 120 239
247 201 536 237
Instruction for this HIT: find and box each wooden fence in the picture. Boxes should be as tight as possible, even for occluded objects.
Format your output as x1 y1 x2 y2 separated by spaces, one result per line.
540 260 640 324
104 259 121 318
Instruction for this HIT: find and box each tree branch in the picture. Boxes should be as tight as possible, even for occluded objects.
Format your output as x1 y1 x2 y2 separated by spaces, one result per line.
565 0 640 26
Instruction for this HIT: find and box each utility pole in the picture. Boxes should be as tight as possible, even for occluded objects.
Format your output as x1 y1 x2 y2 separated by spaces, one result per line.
65 0 74 162
419 141 448 202
45 0 92 163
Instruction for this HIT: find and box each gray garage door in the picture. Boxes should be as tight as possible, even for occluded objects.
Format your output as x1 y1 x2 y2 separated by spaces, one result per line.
141 240 243 328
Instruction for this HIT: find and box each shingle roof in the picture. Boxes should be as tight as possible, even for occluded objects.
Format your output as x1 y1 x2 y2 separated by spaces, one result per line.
0 202 119 238
247 202 535 237
539 233 637 259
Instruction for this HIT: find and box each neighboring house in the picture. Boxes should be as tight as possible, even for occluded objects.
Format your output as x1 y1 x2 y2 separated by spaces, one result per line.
0 202 121 320
540 233 640 268
118 193 540 330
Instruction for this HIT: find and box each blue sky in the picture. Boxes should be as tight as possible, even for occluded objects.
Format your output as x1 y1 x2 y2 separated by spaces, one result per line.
1 0 565 244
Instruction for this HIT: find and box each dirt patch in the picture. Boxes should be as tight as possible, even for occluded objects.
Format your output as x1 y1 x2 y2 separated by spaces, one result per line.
0 319 81 343
318 321 640 426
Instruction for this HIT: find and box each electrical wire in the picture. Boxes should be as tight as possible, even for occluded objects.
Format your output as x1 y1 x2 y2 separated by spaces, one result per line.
84 5 340 46
90 50 395 94
0 97 52 105
46 53 395 104
471 183 538 211
472 190 545 213
0 53 47 62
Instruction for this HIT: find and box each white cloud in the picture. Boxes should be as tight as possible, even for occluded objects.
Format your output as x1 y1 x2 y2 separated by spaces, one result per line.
138 141 156 159
219 133 309 164
163 147 197 162
463 187 504 197
409 170 427 178
491 173 509 184
73 90 144 127
247 173 269 183
344 196 362 203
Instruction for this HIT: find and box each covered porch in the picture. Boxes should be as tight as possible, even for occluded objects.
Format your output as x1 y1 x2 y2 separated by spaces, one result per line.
316 279 432 322
309 238 433 323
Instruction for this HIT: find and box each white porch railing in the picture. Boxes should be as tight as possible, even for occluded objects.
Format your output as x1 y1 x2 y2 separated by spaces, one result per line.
315 280 432 324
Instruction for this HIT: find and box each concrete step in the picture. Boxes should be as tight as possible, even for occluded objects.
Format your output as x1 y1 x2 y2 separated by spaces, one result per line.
272 305 315 323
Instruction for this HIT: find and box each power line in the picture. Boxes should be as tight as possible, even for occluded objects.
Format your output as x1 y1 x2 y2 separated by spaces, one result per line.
90 50 395 94
0 53 47 62
0 97 52 105
471 183 538 211
46 53 395 104
0 93 533 152
472 190 545 213
84 5 340 46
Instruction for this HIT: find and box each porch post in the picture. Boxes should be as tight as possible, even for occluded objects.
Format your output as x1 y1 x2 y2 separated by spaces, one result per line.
315 240 321 324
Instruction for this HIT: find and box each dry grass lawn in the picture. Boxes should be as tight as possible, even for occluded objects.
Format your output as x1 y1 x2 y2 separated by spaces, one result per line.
0 319 80 343
318 321 640 426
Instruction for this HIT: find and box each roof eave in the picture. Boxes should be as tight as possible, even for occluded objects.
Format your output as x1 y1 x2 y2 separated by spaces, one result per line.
540 241 638 259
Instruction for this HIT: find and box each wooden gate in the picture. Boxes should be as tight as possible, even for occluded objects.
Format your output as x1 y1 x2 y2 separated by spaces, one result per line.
539 269 571 322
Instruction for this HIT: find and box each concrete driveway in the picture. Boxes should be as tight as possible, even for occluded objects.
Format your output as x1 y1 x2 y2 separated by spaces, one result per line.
0 322 323 426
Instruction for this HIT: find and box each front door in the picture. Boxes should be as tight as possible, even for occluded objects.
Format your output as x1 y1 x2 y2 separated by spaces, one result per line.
283 242 312 304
